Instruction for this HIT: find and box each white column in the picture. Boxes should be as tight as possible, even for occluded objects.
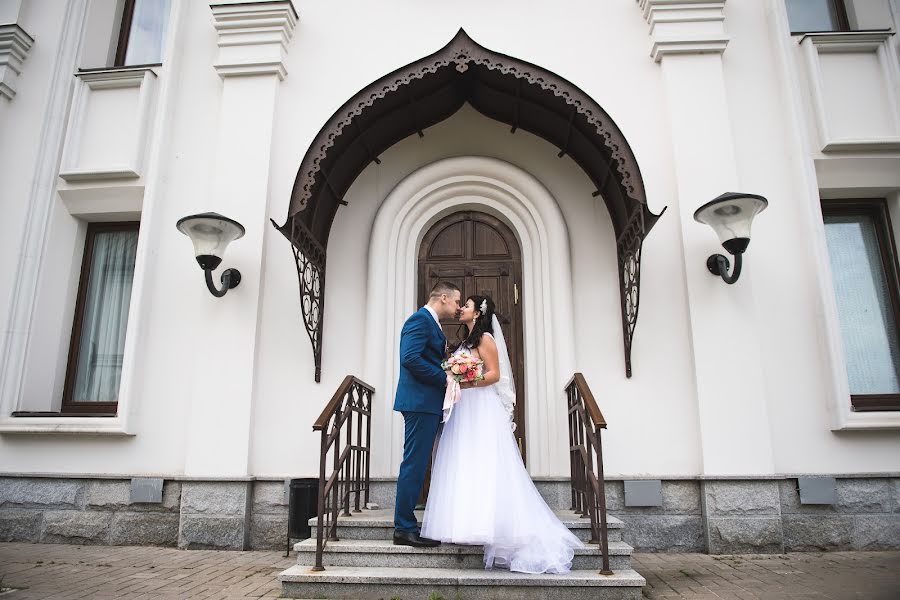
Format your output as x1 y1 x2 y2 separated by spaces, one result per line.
183 1 297 477
639 0 775 475
0 0 34 101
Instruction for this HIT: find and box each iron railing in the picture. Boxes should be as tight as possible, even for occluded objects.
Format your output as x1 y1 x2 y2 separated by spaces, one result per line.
565 373 612 575
311 375 374 571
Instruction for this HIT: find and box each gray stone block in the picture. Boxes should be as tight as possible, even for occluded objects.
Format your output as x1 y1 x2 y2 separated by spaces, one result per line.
662 481 701 514
853 515 900 550
178 515 246 550
893 479 900 513
837 479 892 514
0 509 42 542
603 481 625 512
110 513 178 546
180 481 249 515
618 515 704 552
252 481 289 514
703 481 780 516
86 479 180 512
707 517 784 554
250 513 288 549
0 478 82 509
533 480 571 510
782 515 854 551
41 510 111 545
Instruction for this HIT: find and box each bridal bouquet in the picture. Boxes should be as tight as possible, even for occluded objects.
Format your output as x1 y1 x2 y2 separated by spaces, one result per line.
441 352 484 423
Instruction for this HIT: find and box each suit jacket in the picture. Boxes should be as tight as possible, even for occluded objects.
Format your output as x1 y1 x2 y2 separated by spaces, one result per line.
393 307 447 415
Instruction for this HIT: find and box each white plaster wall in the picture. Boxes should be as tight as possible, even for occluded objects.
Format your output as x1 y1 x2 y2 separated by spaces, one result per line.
1 0 899 480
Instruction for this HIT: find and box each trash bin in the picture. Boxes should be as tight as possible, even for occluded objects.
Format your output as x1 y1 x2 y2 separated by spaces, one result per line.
286 478 319 555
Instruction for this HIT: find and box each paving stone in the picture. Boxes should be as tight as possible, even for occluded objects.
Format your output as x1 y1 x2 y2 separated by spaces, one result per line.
703 482 780 517
706 518 784 554
109 512 178 546
782 515 854 551
0 509 41 542
0 478 83 509
40 510 111 545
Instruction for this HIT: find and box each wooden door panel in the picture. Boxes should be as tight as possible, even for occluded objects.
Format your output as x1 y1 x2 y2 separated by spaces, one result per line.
418 211 526 463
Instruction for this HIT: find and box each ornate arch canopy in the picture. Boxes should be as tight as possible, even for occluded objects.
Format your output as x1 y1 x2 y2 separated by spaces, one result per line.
274 29 664 382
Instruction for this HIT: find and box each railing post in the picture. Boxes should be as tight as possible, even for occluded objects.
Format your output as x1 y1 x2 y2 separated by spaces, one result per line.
330 402 341 539
595 426 612 576
364 388 372 508
343 389 353 517
313 427 328 571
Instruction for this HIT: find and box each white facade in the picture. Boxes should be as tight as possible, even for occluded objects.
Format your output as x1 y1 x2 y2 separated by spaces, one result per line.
2 0 900 489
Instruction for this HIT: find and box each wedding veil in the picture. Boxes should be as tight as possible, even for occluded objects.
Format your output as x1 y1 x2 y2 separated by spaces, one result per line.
491 314 517 432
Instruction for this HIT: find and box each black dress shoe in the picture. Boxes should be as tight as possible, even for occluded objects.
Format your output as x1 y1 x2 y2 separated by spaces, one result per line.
393 530 441 548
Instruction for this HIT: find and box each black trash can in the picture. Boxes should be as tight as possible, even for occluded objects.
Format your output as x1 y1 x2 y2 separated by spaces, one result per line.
286 478 319 555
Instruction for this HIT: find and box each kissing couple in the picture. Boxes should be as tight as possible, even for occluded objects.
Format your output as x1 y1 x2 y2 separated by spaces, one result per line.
392 281 583 574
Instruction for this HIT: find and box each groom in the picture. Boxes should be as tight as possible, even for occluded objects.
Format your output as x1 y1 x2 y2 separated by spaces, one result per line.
393 281 461 548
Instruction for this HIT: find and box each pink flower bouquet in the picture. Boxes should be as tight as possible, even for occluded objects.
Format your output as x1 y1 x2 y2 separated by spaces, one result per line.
441 352 484 423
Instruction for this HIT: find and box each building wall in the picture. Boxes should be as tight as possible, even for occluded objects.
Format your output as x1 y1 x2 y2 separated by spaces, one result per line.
0 0 899 495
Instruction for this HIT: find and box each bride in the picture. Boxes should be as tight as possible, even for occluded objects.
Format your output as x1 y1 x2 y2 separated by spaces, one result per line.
420 295 584 573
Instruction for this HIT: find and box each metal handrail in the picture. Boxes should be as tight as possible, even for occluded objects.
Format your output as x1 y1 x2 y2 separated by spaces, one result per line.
565 373 612 576
311 375 374 571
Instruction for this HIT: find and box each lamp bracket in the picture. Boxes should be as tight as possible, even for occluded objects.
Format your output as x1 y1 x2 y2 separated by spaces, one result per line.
205 268 241 297
706 253 742 284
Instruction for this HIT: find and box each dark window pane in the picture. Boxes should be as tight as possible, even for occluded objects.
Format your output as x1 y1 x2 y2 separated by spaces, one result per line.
123 0 172 65
71 229 139 402
786 0 840 31
824 214 900 394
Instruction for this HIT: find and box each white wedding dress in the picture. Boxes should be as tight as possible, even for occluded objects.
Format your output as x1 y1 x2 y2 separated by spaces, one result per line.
421 333 584 573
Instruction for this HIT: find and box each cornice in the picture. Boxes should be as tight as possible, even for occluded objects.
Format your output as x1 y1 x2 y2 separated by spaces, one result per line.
637 0 730 62
209 1 297 80
0 22 35 100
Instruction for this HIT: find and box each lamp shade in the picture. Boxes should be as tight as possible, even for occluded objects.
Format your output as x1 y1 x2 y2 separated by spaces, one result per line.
176 212 245 270
693 192 768 254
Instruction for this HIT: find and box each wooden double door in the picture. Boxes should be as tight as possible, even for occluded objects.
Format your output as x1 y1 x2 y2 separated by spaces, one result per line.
418 210 526 461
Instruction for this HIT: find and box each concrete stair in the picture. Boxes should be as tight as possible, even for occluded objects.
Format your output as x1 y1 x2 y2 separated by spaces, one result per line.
279 509 645 599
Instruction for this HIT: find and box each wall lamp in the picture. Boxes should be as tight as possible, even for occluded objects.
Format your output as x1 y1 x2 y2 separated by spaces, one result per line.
693 192 768 285
176 212 245 297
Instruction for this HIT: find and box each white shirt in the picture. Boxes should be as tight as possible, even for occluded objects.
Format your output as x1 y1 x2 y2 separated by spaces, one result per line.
423 304 441 328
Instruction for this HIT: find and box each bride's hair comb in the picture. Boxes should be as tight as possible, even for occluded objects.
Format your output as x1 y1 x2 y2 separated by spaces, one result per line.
479 299 488 315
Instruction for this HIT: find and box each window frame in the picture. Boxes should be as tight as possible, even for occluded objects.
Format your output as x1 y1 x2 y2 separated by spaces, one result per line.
821 198 900 412
113 0 138 67
788 0 851 34
60 221 140 415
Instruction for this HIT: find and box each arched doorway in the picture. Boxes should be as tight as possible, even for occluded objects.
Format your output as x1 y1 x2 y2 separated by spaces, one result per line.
418 210 526 459
275 29 663 384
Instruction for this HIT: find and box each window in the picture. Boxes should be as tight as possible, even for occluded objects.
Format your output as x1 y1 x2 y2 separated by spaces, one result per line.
114 0 172 66
822 200 900 411
61 223 140 415
786 0 894 33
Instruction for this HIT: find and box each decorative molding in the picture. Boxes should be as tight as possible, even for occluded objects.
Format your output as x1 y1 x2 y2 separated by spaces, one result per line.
800 31 900 153
209 1 297 80
364 156 577 477
0 415 133 435
0 22 34 100
58 67 158 183
637 0 729 62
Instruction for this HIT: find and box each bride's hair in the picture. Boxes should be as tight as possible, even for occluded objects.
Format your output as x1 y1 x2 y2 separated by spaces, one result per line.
459 294 496 350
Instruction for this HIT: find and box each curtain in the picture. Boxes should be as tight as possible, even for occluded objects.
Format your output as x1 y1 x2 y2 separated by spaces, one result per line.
825 214 900 394
72 229 139 402
123 0 172 65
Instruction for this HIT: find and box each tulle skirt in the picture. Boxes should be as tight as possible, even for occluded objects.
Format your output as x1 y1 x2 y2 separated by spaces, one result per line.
420 385 584 574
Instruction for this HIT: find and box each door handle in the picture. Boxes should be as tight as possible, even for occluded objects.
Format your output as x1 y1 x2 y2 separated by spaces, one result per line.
514 283 519 305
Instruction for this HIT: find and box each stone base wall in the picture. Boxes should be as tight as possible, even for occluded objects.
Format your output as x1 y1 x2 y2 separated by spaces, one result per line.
2 476 898 553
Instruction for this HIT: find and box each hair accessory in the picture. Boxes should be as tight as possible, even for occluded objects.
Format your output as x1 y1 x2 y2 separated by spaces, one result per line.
480 299 487 314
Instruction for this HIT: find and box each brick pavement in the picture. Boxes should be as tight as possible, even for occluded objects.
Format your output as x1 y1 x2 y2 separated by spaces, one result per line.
1 543 898 599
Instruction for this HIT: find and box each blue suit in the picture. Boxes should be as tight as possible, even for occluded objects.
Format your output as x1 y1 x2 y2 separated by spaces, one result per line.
393 307 447 533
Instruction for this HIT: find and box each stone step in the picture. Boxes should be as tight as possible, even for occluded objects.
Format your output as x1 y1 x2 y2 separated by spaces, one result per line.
308 509 624 543
294 537 634 571
280 565 645 600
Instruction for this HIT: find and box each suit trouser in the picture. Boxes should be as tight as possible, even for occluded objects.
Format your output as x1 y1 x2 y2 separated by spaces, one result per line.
394 411 441 532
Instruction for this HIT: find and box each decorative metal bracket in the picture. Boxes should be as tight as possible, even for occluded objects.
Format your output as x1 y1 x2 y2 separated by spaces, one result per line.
272 217 326 382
